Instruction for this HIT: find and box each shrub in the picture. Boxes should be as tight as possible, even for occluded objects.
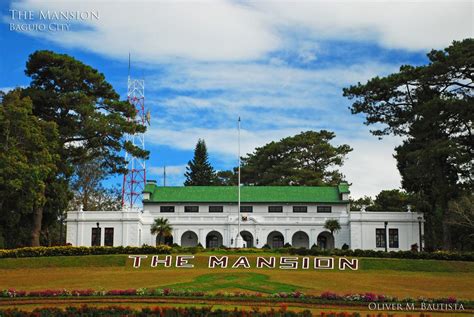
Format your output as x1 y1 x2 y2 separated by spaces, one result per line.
0 245 172 259
0 245 472 261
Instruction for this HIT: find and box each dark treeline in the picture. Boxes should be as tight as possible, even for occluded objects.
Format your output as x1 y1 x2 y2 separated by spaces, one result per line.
0 51 148 248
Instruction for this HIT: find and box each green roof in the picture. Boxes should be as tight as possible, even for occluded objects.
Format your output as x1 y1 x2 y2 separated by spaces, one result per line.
143 184 350 204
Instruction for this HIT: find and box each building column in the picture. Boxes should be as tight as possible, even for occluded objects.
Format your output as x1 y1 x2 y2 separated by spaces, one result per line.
174 228 181 246
309 228 316 248
223 228 229 247
199 229 206 248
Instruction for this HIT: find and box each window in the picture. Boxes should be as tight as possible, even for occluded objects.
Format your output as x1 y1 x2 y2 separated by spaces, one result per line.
317 206 332 213
184 206 199 213
160 206 175 213
389 229 399 248
293 206 307 213
104 228 114 247
376 228 386 248
91 227 101 246
240 206 253 213
209 206 224 213
268 206 283 213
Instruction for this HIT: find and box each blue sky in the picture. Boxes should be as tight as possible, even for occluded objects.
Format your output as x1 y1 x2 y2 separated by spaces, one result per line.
1 0 472 197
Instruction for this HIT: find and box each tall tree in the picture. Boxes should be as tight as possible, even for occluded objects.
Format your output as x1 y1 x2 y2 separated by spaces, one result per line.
241 130 352 186
0 90 59 247
184 139 216 186
68 159 122 211
343 39 473 249
447 194 474 250
19 50 148 246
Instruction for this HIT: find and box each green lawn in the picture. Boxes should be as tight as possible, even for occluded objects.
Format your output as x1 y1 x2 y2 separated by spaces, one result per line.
0 254 472 299
163 272 298 293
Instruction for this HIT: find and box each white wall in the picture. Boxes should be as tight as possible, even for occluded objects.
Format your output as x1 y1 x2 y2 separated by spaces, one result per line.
349 211 424 250
66 204 423 251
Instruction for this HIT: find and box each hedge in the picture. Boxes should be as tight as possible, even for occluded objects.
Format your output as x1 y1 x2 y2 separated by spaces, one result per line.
0 306 450 317
283 247 474 261
0 306 313 317
0 245 172 258
0 245 473 261
2 289 469 307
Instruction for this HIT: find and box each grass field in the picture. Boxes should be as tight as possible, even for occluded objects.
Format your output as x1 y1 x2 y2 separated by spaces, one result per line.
0 253 473 300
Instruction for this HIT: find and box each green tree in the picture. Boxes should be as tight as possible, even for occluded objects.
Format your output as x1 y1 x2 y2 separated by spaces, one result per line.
372 189 412 211
350 196 374 211
447 194 474 250
215 169 238 186
150 217 173 245
241 130 352 186
18 50 149 246
0 90 59 247
324 219 341 235
343 39 473 250
68 159 122 211
184 139 217 185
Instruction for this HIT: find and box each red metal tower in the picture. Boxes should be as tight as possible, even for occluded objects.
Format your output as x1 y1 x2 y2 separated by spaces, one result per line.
121 76 147 210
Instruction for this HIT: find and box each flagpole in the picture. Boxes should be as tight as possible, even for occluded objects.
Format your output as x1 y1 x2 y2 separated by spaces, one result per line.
237 117 241 247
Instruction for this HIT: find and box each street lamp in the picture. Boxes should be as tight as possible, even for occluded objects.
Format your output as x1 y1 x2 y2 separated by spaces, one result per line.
384 221 388 252
417 216 423 251
96 222 101 246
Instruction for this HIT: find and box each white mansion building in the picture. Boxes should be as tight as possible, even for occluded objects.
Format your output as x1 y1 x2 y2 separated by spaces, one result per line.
66 182 424 251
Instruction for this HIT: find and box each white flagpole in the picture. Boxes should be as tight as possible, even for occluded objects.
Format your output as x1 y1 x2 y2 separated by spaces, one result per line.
237 117 241 247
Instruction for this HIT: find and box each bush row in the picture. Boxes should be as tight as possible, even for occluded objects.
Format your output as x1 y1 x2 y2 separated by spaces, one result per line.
283 248 474 261
0 306 317 317
1 289 468 306
0 306 463 317
0 245 172 258
205 246 474 261
0 245 473 261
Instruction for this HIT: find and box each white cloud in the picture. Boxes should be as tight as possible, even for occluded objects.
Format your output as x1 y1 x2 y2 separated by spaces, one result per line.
148 164 186 177
10 0 279 62
148 61 397 95
9 0 472 63
145 126 402 197
148 164 187 186
255 1 472 52
146 126 299 164
8 0 464 196
340 136 403 198
0 86 25 93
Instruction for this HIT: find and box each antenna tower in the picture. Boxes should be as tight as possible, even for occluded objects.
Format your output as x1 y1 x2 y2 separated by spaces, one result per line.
121 55 147 210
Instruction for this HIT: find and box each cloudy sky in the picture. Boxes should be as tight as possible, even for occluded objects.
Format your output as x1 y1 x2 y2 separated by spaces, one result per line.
1 0 472 197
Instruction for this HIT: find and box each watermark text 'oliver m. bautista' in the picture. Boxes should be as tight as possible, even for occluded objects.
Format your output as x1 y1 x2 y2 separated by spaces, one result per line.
128 255 358 270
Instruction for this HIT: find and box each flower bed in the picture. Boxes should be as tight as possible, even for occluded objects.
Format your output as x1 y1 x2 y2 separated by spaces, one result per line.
1 288 468 307
0 305 450 317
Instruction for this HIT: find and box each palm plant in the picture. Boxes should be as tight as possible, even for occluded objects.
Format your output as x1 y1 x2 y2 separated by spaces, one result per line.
324 219 341 235
150 217 173 245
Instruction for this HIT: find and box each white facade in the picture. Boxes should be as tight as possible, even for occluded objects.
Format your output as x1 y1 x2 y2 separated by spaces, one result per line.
67 195 424 251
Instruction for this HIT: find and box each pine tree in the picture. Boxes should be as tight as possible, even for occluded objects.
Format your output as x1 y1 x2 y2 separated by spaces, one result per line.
184 139 216 186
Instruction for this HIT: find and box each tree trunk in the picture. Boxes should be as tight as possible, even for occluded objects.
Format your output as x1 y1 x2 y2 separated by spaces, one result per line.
30 204 43 247
157 233 162 246
442 214 452 250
